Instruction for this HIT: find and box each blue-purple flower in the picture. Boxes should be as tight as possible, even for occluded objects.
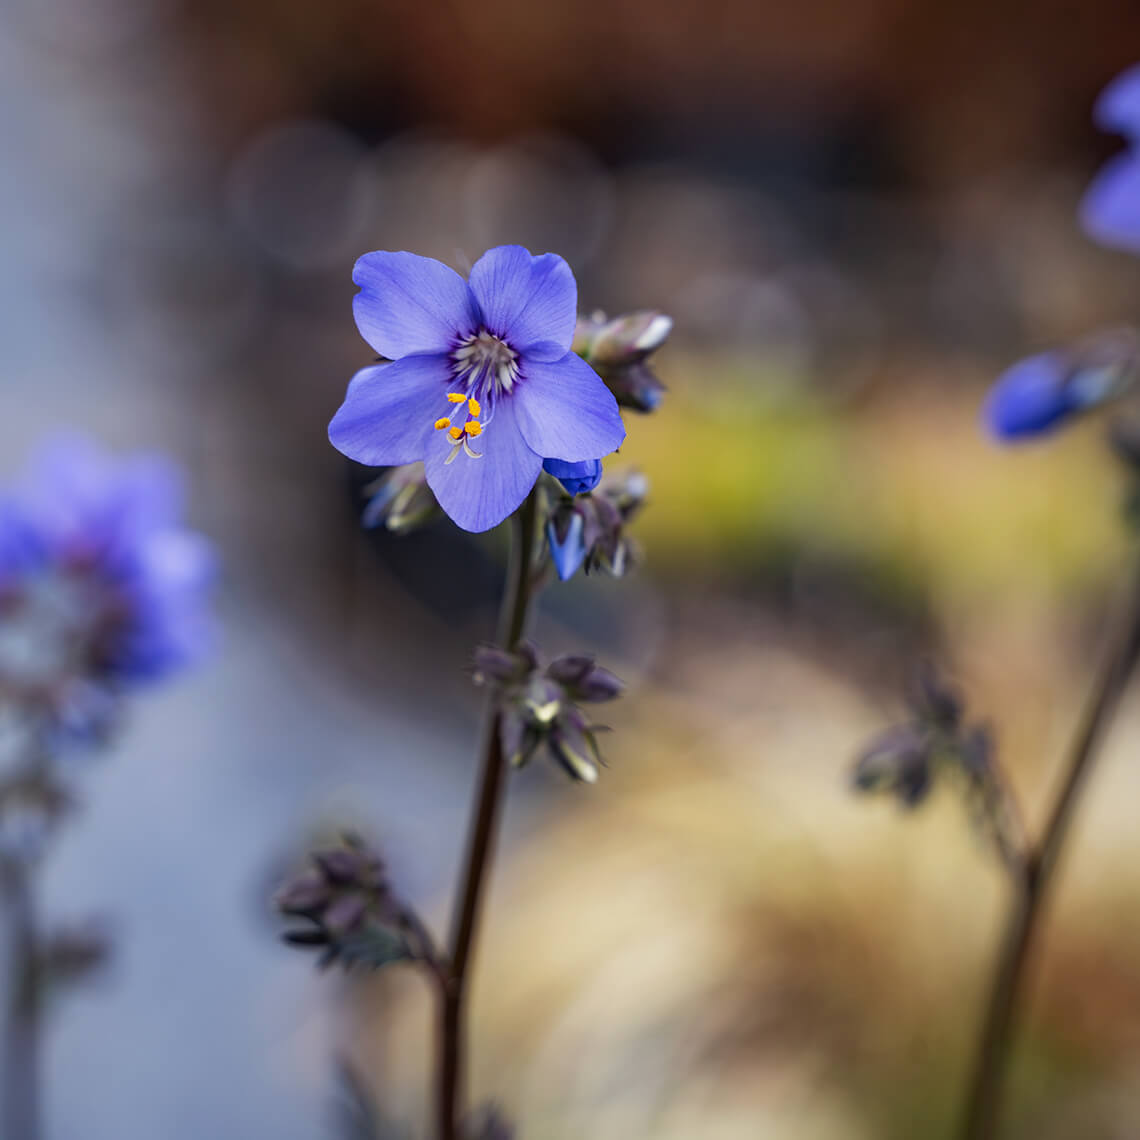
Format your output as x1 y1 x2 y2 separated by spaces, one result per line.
1081 64 1140 253
985 330 1140 441
329 246 627 533
0 435 215 702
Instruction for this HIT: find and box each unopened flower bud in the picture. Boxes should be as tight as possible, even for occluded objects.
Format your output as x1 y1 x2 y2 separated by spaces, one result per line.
548 710 601 784
542 457 602 496
361 463 440 534
987 327 1140 441
473 643 537 686
275 871 332 916
574 310 672 413
853 724 932 807
546 655 623 702
546 508 590 581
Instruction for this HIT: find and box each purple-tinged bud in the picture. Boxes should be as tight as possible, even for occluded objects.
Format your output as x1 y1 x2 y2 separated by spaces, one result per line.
853 724 932 808
548 711 601 784
361 463 440 534
543 458 602 496
547 655 623 702
574 310 671 413
473 643 536 686
499 706 542 768
520 675 563 728
275 871 332 916
323 893 368 935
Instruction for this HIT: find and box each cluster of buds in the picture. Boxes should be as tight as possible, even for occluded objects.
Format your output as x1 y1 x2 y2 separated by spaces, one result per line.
360 463 441 534
853 665 986 808
573 310 672 413
472 643 623 783
853 666 1022 867
544 468 649 582
276 834 430 972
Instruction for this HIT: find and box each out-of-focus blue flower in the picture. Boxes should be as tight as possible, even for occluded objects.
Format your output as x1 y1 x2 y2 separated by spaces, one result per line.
985 330 1140 440
329 246 626 534
1081 64 1140 253
0 434 216 697
542 458 602 496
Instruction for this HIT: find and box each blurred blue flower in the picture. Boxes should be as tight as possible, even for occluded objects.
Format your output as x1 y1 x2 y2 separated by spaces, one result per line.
1081 64 1140 253
985 330 1140 440
0 435 216 697
329 246 626 533
542 458 602 496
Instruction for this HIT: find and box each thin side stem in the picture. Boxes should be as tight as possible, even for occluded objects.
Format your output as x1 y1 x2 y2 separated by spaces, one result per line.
959 562 1140 1140
1 859 40 1140
437 489 540 1140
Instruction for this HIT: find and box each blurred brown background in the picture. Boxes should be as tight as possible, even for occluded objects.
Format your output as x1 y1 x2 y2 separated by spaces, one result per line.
5 0 1140 1137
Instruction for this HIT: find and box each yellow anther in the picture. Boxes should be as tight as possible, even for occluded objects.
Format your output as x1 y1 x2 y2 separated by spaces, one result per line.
467 397 481 416
465 420 483 437
446 393 466 404
434 417 451 430
449 426 464 440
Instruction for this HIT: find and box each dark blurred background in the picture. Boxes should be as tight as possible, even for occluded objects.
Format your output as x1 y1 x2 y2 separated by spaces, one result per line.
5 0 1140 1136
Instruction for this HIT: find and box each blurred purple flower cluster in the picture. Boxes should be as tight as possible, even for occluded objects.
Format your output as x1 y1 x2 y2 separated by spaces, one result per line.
0 434 215 735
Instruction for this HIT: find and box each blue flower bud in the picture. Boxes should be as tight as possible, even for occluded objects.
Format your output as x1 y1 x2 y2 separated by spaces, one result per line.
542 458 602 496
985 330 1140 441
546 512 589 581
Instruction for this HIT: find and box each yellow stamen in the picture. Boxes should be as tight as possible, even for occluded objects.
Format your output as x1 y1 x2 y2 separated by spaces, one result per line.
449 426 464 440
434 418 451 430
467 397 481 417
465 420 483 437
446 393 466 404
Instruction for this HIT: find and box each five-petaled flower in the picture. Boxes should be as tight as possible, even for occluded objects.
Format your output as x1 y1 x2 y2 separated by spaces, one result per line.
1081 63 1140 254
329 246 627 533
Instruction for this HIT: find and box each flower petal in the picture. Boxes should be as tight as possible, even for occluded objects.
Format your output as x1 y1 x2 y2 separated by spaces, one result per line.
513 353 626 461
423 398 541 533
1080 151 1140 254
1095 64 1140 138
468 246 577 360
352 251 478 359
984 352 1079 440
329 357 451 466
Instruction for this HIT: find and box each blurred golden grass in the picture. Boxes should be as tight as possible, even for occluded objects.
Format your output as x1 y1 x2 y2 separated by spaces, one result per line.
621 352 1127 607
351 363 1140 1137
